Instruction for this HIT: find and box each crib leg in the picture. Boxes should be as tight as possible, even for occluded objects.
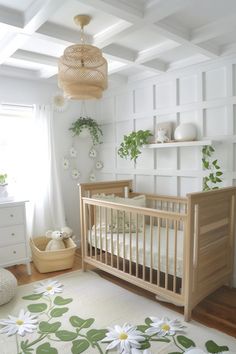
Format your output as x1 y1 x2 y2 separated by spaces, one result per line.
184 305 192 322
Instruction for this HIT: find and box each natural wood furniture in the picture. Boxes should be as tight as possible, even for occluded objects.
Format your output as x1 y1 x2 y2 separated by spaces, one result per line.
79 180 236 321
0 200 31 275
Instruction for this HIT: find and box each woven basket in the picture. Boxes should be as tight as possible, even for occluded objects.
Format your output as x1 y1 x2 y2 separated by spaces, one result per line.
30 236 77 273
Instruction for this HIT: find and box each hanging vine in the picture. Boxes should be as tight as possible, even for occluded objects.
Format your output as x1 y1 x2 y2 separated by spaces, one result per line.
202 145 223 191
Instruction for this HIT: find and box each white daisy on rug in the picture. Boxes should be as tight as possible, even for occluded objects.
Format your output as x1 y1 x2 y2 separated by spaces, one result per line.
102 323 145 354
0 309 37 337
145 317 184 337
34 279 63 296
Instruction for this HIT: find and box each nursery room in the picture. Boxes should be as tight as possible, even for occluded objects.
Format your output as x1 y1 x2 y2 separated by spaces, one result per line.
0 0 236 353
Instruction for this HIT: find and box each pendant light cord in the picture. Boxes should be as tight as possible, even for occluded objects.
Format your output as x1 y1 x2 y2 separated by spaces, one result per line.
80 100 87 117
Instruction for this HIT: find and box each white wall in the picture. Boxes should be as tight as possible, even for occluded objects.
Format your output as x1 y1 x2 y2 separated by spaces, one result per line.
97 55 236 286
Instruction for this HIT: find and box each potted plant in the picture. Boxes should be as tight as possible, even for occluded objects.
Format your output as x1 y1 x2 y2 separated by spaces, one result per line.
202 145 223 191
69 116 103 145
118 130 153 163
0 173 8 199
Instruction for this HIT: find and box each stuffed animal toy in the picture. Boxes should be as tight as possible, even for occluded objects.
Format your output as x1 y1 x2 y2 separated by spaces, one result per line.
45 227 74 251
45 230 66 251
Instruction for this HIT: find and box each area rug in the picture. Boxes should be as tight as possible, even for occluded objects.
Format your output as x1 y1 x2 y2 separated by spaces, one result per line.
0 270 235 354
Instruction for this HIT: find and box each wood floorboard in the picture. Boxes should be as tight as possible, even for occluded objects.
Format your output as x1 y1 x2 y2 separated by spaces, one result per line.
6 250 236 338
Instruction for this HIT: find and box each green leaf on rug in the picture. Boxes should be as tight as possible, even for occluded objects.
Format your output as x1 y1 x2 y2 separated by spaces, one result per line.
205 340 229 353
144 317 153 326
22 294 43 301
86 329 107 342
71 339 90 354
36 342 58 354
50 307 69 317
39 321 61 333
27 303 47 313
55 330 78 341
177 335 196 348
136 325 149 332
54 296 73 306
20 340 33 354
168 352 182 354
70 316 95 328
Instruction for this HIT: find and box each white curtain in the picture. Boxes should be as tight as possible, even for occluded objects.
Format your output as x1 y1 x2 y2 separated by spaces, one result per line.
27 105 66 236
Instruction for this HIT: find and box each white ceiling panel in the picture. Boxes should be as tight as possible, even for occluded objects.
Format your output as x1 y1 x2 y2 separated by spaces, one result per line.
0 0 235 82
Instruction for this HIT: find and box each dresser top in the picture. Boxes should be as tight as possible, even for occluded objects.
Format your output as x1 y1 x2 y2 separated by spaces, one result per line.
0 199 28 207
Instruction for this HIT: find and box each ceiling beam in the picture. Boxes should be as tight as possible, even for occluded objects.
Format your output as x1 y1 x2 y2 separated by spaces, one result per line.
191 13 236 44
135 40 180 64
0 6 23 28
13 49 58 67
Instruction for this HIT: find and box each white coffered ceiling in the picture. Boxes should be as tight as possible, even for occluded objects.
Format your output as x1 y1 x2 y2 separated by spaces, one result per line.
1 0 236 84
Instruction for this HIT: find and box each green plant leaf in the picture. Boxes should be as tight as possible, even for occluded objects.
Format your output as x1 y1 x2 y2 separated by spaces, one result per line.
22 294 43 301
39 321 61 333
176 335 195 349
54 296 73 306
70 316 95 328
216 171 223 176
71 339 90 354
27 303 47 313
219 345 229 351
205 340 227 353
50 307 69 317
55 330 78 341
86 329 107 342
36 343 58 354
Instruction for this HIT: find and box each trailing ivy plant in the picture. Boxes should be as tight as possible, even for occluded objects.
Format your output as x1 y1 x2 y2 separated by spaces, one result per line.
69 116 103 145
0 173 7 185
118 130 153 163
202 145 223 191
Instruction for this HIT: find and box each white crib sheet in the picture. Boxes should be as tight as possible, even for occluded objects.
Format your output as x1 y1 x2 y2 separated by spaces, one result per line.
88 225 184 277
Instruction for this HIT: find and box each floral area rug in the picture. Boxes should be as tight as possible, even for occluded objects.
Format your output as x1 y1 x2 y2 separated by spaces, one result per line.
0 270 235 354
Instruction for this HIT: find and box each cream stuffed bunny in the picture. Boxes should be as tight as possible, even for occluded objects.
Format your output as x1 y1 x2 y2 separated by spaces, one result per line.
45 230 66 251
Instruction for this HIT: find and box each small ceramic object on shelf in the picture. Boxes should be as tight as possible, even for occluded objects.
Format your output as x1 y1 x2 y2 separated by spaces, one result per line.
174 123 197 142
71 169 80 179
89 147 97 159
62 157 70 170
70 146 77 158
95 161 104 170
156 128 170 143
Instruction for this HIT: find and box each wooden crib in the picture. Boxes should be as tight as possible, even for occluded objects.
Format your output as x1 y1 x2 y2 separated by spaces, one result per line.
79 180 236 321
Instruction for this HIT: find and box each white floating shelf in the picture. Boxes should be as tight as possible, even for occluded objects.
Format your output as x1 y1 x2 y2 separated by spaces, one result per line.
143 140 215 149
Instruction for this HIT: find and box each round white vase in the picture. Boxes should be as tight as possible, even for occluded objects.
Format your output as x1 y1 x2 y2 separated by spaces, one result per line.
174 123 197 142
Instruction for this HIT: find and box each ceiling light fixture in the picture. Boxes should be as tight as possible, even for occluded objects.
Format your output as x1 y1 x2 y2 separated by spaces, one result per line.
58 14 108 100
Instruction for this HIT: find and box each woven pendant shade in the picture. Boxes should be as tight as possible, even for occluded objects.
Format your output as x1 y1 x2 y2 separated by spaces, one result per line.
58 15 108 100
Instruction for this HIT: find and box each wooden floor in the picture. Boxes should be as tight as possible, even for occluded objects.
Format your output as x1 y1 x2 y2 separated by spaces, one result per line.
7 249 236 338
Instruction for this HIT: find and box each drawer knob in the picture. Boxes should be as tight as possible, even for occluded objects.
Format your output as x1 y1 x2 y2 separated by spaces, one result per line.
13 250 16 254
11 233 15 236
10 214 14 218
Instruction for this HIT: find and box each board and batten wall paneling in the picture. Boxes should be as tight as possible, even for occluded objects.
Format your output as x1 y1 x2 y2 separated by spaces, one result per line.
97 56 236 286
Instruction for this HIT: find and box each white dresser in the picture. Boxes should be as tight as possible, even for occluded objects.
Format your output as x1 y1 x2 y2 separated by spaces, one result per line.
0 200 31 275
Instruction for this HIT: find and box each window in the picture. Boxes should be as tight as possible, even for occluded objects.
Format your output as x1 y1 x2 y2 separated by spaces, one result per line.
0 104 34 197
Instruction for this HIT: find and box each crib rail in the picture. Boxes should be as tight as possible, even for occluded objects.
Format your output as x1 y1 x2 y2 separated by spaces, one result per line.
82 197 187 306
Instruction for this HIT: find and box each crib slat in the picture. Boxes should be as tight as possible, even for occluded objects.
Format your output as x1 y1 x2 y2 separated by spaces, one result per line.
111 209 114 268
150 216 153 284
142 215 146 281
105 208 108 265
117 210 120 270
129 213 132 275
99 206 102 262
157 217 161 286
123 211 125 272
94 207 97 260
165 218 169 289
173 220 177 293
136 214 139 278
88 205 92 258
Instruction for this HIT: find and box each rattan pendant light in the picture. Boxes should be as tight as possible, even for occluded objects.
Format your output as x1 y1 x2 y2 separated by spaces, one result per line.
58 14 108 100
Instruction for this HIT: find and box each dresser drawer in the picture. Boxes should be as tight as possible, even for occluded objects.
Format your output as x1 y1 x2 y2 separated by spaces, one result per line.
0 225 25 246
0 206 24 227
0 243 27 264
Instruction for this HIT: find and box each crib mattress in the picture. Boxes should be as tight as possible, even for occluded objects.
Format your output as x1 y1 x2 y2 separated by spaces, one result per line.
88 225 184 277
